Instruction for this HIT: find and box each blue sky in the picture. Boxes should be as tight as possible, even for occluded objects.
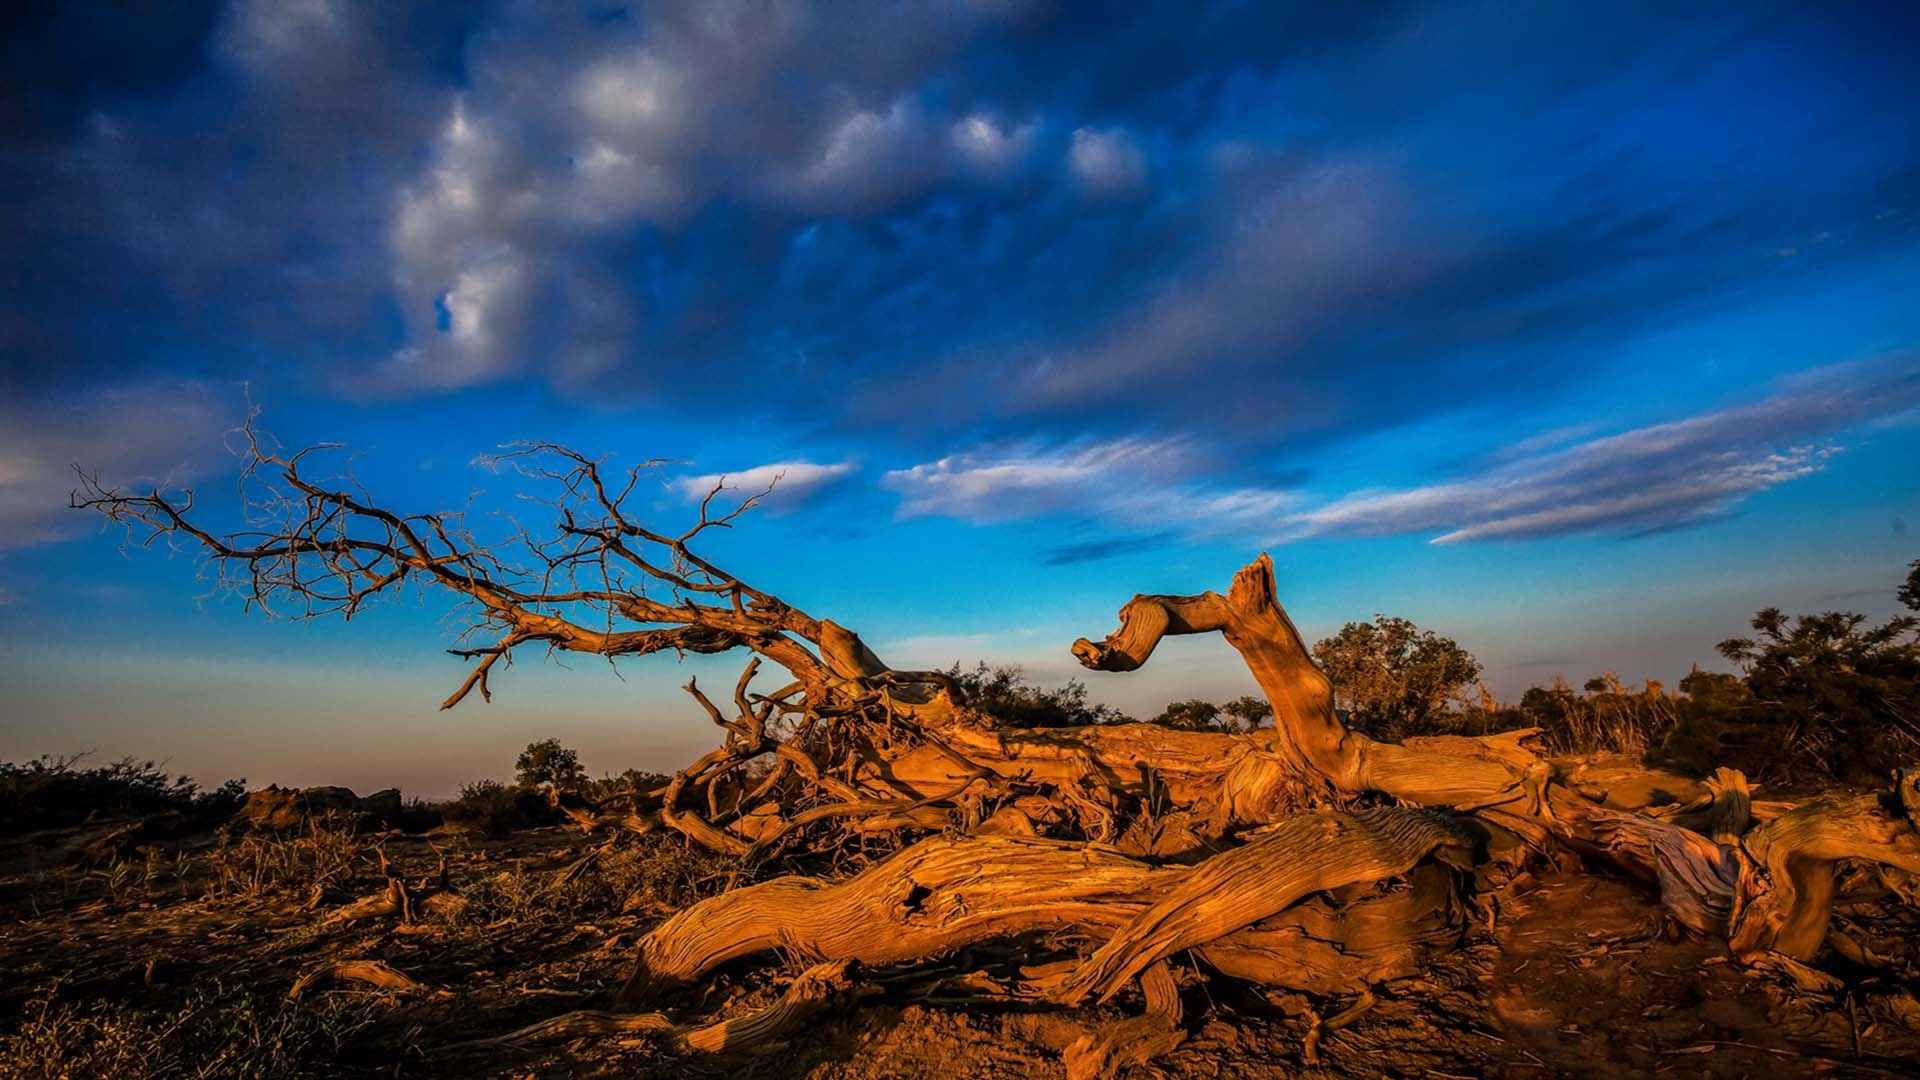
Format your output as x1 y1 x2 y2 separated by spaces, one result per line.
3 1 1919 796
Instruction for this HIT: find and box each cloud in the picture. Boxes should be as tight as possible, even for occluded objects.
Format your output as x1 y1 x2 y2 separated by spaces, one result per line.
881 437 1201 522
1042 531 1176 566
887 353 1920 544
882 436 1300 535
673 461 856 512
0 380 234 551
1067 126 1146 197
1288 352 1920 543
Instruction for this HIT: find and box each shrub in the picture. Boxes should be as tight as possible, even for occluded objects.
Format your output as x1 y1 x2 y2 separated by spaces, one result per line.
1146 696 1271 733
1710 603 1919 783
0 754 245 837
946 662 1133 727
440 779 525 837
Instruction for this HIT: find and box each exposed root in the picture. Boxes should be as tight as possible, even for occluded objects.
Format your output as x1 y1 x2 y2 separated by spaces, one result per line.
1062 960 1185 1080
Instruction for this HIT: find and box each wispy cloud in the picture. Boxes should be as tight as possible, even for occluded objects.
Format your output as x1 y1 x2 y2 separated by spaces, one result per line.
885 353 1920 545
1042 531 1176 566
881 435 1301 541
0 380 233 551
1290 353 1920 543
880 437 1200 522
673 460 856 512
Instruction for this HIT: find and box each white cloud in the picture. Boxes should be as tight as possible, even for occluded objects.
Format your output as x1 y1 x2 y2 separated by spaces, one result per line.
1284 353 1920 543
951 113 1038 178
1068 126 1146 197
674 460 856 512
884 352 1920 545
882 437 1201 522
353 4 1036 397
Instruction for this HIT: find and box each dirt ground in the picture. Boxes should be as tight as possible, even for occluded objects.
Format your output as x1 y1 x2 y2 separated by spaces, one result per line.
3 819 1917 1079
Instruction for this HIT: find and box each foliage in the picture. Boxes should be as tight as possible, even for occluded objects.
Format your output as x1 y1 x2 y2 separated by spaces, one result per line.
203 817 371 901
1712 601 1920 783
515 739 587 791
440 779 530 837
1311 616 1483 741
946 662 1133 727
1148 695 1272 732
1354 556 1920 782
0 754 245 837
1506 673 1684 757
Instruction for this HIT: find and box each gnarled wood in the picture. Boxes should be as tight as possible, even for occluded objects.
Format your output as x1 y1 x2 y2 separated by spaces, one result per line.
1073 555 1542 813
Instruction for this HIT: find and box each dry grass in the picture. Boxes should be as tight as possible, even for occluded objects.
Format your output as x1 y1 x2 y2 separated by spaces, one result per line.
1 980 384 1079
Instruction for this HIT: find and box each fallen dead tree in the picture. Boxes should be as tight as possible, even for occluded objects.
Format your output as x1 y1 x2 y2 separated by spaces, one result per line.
75 430 1920 1075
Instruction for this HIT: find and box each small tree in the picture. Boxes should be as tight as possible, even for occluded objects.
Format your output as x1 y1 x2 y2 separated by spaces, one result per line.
1900 556 1920 613
1311 615 1481 740
516 739 587 791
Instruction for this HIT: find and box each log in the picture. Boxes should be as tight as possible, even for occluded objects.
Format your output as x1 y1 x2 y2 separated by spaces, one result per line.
622 806 1475 1009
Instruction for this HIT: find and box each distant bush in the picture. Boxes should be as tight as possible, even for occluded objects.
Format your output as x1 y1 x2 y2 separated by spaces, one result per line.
439 779 528 837
437 776 574 836
947 662 1134 727
1708 598 1919 783
584 768 669 804
1336 556 1920 783
1147 695 1272 733
0 754 245 837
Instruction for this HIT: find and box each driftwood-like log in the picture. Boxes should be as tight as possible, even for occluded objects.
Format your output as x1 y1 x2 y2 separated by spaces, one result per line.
621 806 1474 1010
1193 861 1466 994
1071 555 1547 814
1055 806 1477 1004
620 835 1178 1008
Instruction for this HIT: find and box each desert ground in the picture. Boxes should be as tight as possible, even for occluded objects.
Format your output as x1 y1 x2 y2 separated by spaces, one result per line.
3 764 1918 1079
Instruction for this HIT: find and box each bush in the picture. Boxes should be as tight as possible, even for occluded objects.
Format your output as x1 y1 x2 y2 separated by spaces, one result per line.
439 779 531 837
0 755 245 837
1709 603 1919 783
946 662 1133 727
1147 696 1272 733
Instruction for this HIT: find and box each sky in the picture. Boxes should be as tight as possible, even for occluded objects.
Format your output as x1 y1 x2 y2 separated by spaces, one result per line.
3 1 1919 798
